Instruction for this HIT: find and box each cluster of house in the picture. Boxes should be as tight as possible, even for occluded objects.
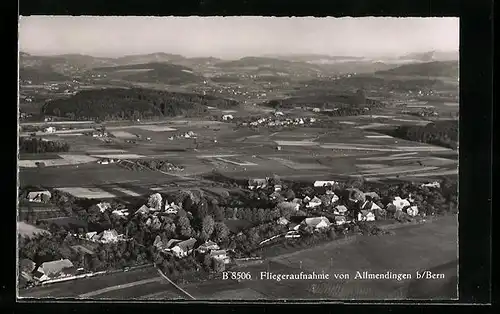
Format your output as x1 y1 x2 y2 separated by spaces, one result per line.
26 190 52 203
44 126 57 133
240 115 318 128
168 131 197 140
135 197 182 216
153 236 230 264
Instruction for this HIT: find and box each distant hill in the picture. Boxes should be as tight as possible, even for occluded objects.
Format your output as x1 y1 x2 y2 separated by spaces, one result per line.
19 67 71 83
375 61 459 78
42 87 238 120
398 50 459 62
114 52 186 65
215 57 323 76
91 62 204 84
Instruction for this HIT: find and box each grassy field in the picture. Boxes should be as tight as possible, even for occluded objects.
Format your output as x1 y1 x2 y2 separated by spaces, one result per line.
17 221 51 238
19 153 63 160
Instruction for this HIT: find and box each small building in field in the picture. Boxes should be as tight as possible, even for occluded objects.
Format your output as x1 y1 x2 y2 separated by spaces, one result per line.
222 114 234 121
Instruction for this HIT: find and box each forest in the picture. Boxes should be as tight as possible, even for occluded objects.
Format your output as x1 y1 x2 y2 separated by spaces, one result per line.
385 120 458 149
19 137 70 153
41 88 239 120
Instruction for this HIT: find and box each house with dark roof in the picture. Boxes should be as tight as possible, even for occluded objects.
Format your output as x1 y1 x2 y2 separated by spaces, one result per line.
357 210 376 222
303 216 331 229
196 240 220 254
209 249 230 264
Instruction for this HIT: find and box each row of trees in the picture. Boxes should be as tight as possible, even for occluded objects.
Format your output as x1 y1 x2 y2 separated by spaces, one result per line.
19 137 70 153
42 88 238 120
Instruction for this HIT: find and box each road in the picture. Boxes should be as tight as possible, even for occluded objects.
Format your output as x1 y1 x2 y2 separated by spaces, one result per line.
19 215 457 300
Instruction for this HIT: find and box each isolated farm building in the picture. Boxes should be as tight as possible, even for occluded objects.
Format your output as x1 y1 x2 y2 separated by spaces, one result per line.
277 217 289 225
358 210 376 222
314 181 338 188
164 202 181 214
303 196 311 203
97 202 111 213
274 184 283 192
406 206 419 217
248 178 268 190
171 238 197 258
196 240 220 254
421 182 441 189
274 111 284 117
222 114 234 121
306 196 322 209
277 201 300 212
32 259 76 282
27 190 52 203
334 215 347 226
303 216 331 230
209 249 230 263
44 126 56 133
334 205 349 215
392 197 411 211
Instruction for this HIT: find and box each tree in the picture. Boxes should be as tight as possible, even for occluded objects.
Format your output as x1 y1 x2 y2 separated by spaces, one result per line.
177 216 193 237
212 258 225 272
284 189 295 200
213 222 229 242
201 216 215 241
147 193 163 211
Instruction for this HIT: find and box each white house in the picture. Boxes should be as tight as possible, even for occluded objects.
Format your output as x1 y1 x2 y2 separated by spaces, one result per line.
111 209 129 218
222 114 234 121
44 126 56 133
392 197 411 211
303 216 331 229
313 181 338 187
285 230 301 238
274 111 284 117
334 205 348 215
164 202 180 214
361 201 381 211
358 210 376 222
334 216 347 226
196 241 220 254
406 206 419 217
421 182 441 189
306 196 322 209
135 205 151 215
209 249 230 264
97 202 111 213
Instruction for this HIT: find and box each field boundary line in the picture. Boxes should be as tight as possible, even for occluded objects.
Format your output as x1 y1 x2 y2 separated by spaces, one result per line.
156 266 196 300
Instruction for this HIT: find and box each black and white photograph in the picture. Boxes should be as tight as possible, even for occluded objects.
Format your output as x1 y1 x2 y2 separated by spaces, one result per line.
17 16 459 301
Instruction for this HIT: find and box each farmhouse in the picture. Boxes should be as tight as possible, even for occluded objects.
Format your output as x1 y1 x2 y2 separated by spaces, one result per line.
306 196 322 209
44 126 56 133
358 210 376 222
303 216 331 230
222 114 234 121
89 229 126 243
111 209 129 218
314 181 338 187
361 200 382 211
171 238 197 258
285 230 301 238
135 205 153 215
364 192 381 200
32 259 76 282
196 240 220 254
27 190 52 203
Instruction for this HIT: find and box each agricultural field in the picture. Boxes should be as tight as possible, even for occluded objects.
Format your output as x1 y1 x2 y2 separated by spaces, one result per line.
17 221 51 238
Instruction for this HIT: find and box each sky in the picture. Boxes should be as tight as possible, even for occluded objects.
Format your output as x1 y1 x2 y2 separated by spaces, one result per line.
19 16 459 59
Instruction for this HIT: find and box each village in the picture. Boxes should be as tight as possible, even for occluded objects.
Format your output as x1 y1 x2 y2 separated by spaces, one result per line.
18 175 452 288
